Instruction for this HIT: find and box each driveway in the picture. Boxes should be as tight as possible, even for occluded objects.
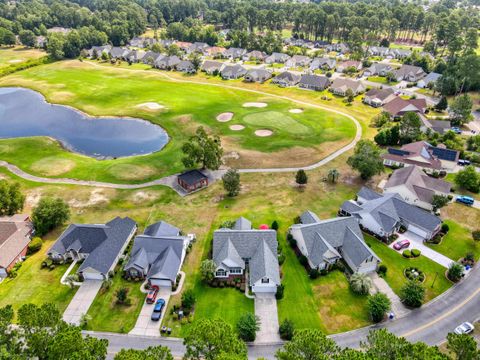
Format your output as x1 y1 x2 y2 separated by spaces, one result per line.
254 293 281 344
129 287 171 337
369 273 409 318
391 232 453 268
63 280 102 325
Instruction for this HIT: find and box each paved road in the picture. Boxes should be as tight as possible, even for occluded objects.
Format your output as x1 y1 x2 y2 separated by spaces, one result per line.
85 263 480 359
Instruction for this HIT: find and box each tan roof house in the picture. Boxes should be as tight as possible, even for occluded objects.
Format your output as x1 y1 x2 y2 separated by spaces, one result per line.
330 78 366 96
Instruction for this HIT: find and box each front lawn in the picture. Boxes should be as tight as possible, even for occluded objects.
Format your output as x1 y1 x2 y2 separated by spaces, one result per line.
367 76 398 85
85 269 145 333
364 234 452 302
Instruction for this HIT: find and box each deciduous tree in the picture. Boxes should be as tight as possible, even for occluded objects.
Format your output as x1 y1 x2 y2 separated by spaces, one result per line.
400 280 425 308
0 180 25 216
347 140 384 180
114 346 173 360
32 196 70 236
275 329 340 359
182 127 223 170
367 293 391 323
236 313 260 342
222 169 240 197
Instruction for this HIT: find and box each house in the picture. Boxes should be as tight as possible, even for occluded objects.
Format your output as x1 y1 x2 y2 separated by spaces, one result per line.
177 169 209 193
223 47 246 60
220 64 247 79
389 48 412 59
205 46 226 58
212 217 280 293
363 63 393 77
109 47 129 59
417 72 441 89
336 60 362 73
363 88 396 107
124 221 192 288
271 71 301 87
244 68 272 83
309 57 336 71
383 166 451 211
426 119 451 135
175 41 192 51
382 141 460 172
176 60 195 73
88 45 111 58
242 50 266 62
142 51 162 65
265 52 290 64
298 74 330 91
129 37 147 48
48 217 137 280
327 43 349 53
0 215 33 279
124 50 145 63
201 60 224 75
368 46 390 57
156 55 181 70
187 42 209 55
285 55 312 68
340 188 442 240
394 65 426 82
289 214 380 274
330 78 366 96
383 96 427 118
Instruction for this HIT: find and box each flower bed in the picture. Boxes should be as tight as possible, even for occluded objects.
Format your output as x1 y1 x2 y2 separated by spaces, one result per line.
404 267 426 283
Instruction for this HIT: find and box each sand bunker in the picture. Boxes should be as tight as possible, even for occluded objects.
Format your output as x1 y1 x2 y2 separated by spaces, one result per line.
243 102 268 108
289 108 304 113
217 112 234 122
8 59 22 63
229 125 245 131
255 129 273 137
136 102 164 110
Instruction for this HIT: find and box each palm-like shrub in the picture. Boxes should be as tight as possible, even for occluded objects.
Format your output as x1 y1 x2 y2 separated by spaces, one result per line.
349 272 372 295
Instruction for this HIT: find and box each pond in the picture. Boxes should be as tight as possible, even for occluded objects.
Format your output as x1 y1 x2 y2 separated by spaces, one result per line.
0 87 169 158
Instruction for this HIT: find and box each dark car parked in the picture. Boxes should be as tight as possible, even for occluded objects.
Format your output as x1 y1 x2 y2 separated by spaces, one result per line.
151 298 166 321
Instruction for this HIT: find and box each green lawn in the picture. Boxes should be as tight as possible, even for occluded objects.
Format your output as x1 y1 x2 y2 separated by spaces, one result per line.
367 76 398 85
0 60 355 182
0 238 77 318
0 46 46 70
85 269 145 333
426 220 480 262
243 111 310 134
364 235 452 302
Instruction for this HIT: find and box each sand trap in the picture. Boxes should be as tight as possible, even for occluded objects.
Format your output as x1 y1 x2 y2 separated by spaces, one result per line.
136 102 164 110
8 59 22 63
289 108 304 113
217 112 234 122
243 102 268 108
230 125 245 131
255 129 273 137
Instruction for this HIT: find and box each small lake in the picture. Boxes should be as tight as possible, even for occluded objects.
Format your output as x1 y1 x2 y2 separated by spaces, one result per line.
0 87 169 158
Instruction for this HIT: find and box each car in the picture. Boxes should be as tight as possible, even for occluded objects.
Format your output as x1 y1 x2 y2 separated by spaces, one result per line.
154 298 166 312
454 322 475 335
458 159 471 166
456 195 474 206
146 286 159 304
451 127 462 134
393 239 410 250
151 309 162 321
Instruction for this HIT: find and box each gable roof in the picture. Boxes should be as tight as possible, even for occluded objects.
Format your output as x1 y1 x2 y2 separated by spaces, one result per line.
245 68 272 80
201 60 223 72
0 215 32 269
233 217 252 230
144 221 180 237
272 71 301 84
249 239 281 285
420 72 441 84
330 78 364 92
358 187 383 201
365 88 395 102
299 74 330 88
178 170 208 186
383 96 427 116
220 64 246 77
300 210 321 224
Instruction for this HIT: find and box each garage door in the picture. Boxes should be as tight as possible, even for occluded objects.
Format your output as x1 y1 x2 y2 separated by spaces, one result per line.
150 279 172 288
82 272 104 280
407 224 429 239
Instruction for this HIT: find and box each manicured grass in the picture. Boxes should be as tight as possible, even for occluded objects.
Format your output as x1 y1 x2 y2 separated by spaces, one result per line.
367 76 398 85
426 220 480 263
0 60 356 182
243 111 310 134
85 269 145 333
364 234 452 302
0 238 77 318
0 46 46 70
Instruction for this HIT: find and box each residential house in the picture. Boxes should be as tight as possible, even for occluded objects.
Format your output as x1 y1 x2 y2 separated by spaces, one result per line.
383 166 452 211
205 46 226 58
187 42 209 55
298 74 330 91
417 72 441 89
426 119 451 135
242 50 266 62
290 214 380 274
383 96 427 118
212 217 280 293
177 169 209 193
340 187 442 240
265 52 291 64
124 50 145 63
368 46 390 57
309 57 336 71
271 71 301 87
0 215 33 279
223 47 246 60
124 221 192 288
327 43 349 53
175 41 192 51
244 68 272 83
176 60 195 73
201 60 224 75
129 37 147 48
142 51 162 65
285 55 312 68
394 64 426 82
389 49 412 59
363 88 396 107
109 47 130 59
48 217 137 280
220 64 247 79
363 63 393 77
156 55 181 70
88 45 111 58
382 141 460 172
330 78 366 96
336 60 362 73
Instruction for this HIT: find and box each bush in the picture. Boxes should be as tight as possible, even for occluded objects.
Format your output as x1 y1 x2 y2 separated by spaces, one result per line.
465 252 475 262
377 264 387 276
441 223 450 233
236 313 260 342
400 280 425 308
447 262 464 282
287 233 297 248
472 230 480 242
320 269 328 276
182 290 196 310
349 272 372 295
276 284 284 300
411 249 421 258
309 269 320 279
279 319 295 340
402 250 412 258
299 255 308 267
271 220 279 230
278 253 286 265
333 261 346 273
367 292 391 323
27 237 43 254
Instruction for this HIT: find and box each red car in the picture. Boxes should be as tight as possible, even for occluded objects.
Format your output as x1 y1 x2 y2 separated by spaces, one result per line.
146 286 159 304
393 239 410 250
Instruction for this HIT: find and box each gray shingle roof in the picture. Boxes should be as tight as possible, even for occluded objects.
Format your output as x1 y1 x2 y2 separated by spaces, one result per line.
249 239 280 285
300 210 321 224
299 74 330 89
358 187 383 201
233 217 252 230
144 221 180 237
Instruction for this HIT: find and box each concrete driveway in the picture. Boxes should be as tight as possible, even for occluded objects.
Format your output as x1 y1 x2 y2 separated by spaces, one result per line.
254 293 281 344
390 232 453 268
63 280 102 325
129 287 171 337
369 273 409 318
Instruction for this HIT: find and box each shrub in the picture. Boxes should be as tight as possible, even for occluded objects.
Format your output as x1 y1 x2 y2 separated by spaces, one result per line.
276 284 284 300
377 264 388 276
472 230 480 242
367 292 391 323
271 220 279 230
411 249 421 257
236 313 260 342
309 269 320 279
333 261 346 273
400 280 425 308
441 223 450 233
27 237 43 254
299 255 308 267
320 269 328 276
181 289 196 310
465 252 475 262
279 319 295 340
278 253 286 265
349 272 372 295
288 236 297 248
447 262 464 282
402 250 412 258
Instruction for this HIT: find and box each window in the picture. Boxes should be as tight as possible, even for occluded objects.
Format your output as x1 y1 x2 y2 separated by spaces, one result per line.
216 269 227 277
261 278 270 284
229 268 242 274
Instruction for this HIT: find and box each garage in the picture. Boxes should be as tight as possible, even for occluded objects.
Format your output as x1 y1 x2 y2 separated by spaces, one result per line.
81 267 105 281
149 278 172 289
407 224 429 239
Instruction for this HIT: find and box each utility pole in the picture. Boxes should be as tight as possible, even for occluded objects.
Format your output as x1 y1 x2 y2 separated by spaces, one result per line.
431 271 438 288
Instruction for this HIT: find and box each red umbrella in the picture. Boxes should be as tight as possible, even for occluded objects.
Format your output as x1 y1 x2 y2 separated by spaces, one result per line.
259 224 269 230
